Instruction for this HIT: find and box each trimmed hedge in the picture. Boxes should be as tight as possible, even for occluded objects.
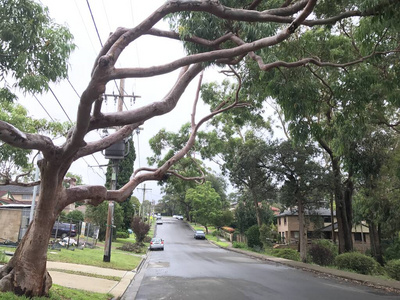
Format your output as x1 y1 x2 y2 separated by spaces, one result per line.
334 252 380 275
385 259 400 280
271 248 300 261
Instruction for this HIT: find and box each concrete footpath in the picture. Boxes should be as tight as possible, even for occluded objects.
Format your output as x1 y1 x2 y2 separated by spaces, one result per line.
47 261 140 298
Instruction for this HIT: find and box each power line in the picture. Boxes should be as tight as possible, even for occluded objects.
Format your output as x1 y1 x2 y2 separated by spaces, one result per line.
73 0 98 56
32 94 55 122
86 0 103 47
48 86 72 122
67 78 81 99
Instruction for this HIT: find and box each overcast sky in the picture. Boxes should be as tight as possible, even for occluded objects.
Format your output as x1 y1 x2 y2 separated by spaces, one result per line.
15 0 228 202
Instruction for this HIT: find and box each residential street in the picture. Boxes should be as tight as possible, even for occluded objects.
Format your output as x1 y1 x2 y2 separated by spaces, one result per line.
122 217 399 300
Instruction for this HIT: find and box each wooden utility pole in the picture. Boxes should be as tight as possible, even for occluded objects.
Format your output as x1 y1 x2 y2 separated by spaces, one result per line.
137 183 152 221
103 79 140 262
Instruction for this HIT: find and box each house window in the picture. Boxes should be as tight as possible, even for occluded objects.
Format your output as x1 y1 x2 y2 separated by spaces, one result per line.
323 216 332 223
284 217 287 225
354 233 366 242
292 231 299 239
278 218 281 225
22 194 32 200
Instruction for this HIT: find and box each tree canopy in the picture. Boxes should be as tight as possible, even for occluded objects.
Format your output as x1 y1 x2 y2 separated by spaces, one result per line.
1 0 399 297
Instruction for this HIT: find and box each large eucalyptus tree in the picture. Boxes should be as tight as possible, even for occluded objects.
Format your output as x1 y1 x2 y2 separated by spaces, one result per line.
0 0 398 297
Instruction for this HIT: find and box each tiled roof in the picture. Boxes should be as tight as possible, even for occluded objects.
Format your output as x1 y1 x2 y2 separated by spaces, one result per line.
0 185 39 195
278 207 335 217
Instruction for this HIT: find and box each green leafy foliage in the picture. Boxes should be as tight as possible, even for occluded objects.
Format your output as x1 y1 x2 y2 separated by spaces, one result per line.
384 259 400 281
85 202 124 241
245 225 262 249
383 238 400 261
232 241 247 249
271 248 301 261
186 181 222 232
0 0 75 95
308 243 335 266
116 231 129 239
334 252 380 275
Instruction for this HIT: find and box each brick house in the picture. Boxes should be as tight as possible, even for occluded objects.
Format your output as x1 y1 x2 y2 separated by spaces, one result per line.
276 208 370 252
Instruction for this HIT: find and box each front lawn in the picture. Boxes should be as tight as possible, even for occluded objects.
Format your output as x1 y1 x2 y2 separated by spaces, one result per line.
0 284 113 300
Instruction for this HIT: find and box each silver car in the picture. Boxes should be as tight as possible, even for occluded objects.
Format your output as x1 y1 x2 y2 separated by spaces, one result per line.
150 237 164 251
194 230 206 239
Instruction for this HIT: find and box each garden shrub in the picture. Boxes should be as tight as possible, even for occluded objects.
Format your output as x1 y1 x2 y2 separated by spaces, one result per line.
312 239 338 256
383 238 400 261
334 252 380 275
233 241 246 249
259 223 273 248
308 243 334 266
385 259 400 280
272 248 300 261
246 225 262 248
116 231 129 239
117 242 145 253
131 216 150 243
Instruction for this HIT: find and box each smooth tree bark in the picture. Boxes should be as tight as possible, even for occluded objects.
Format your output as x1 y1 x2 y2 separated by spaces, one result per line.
0 0 396 296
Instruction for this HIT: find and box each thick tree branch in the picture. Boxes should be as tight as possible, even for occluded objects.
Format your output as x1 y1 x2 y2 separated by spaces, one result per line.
87 64 203 130
74 123 142 159
0 121 57 155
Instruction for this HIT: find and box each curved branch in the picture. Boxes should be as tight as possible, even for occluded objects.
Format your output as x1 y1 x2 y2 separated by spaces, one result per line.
74 123 142 159
0 121 56 155
88 64 204 130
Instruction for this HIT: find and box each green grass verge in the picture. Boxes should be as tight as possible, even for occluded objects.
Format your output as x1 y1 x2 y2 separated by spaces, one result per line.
0 284 113 300
205 235 230 248
47 246 141 270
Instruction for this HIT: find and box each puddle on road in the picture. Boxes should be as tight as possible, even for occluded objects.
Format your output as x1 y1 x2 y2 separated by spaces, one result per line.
148 261 170 268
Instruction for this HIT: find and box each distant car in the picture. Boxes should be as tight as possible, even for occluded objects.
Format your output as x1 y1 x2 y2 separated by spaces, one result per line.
194 230 206 239
176 215 183 220
156 218 163 225
128 229 133 234
149 237 164 250
51 222 77 238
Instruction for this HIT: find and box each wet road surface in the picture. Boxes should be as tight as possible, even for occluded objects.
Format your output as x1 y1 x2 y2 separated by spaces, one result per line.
123 217 399 300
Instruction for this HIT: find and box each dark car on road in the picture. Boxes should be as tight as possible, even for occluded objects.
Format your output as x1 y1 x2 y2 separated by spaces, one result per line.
51 222 77 238
194 230 206 239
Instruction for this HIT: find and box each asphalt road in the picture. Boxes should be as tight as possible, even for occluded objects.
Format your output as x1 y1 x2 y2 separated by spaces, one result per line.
123 217 399 300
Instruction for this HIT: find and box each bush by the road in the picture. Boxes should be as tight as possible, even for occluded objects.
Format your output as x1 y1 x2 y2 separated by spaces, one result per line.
246 225 262 249
309 243 335 266
308 240 337 266
385 259 400 280
271 248 300 261
334 252 380 275
117 242 146 253
233 242 247 249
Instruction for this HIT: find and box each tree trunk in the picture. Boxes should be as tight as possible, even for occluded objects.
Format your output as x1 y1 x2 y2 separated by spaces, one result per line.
369 222 384 265
252 191 262 227
298 196 308 263
332 157 353 253
0 165 64 296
